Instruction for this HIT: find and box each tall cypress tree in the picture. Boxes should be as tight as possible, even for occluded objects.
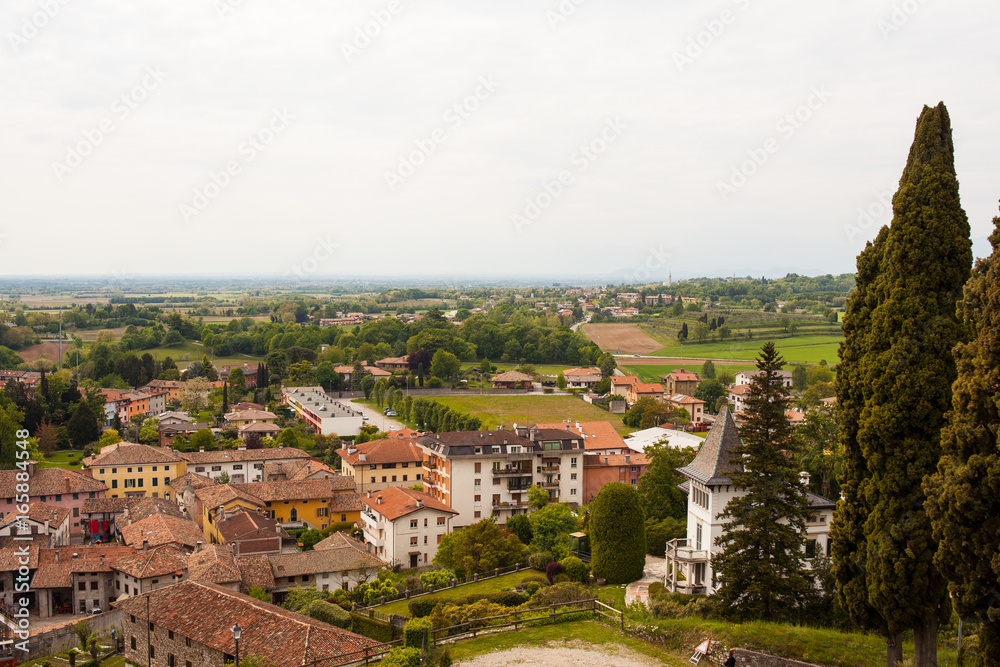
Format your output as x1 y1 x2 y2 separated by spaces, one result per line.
712 342 812 622
831 227 900 663
925 210 1000 665
838 103 971 666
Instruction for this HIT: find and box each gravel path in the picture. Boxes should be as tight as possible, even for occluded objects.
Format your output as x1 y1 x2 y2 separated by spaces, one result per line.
456 640 664 667
625 554 666 607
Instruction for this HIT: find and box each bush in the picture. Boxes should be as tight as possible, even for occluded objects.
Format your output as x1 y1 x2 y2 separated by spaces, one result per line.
560 556 589 583
545 561 565 584
531 581 591 607
408 597 439 618
380 647 421 667
520 574 548 585
349 613 395 642
486 591 529 607
590 482 646 585
403 617 432 649
419 569 456 589
523 581 543 596
303 599 351 629
427 377 443 388
438 649 453 667
528 551 554 571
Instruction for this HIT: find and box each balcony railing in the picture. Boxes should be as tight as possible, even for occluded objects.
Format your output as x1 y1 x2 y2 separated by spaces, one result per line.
541 480 560 488
538 465 560 473
665 538 708 563
492 467 532 477
425 461 438 470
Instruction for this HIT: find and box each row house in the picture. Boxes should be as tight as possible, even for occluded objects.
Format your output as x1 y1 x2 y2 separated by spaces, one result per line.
264 542 384 602
360 487 458 569
417 429 585 529
139 379 186 403
114 581 379 667
0 463 107 536
178 445 313 484
232 478 363 530
335 438 424 493
83 442 186 501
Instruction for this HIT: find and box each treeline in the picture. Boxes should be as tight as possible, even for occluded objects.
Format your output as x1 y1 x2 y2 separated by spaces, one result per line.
410 398 482 432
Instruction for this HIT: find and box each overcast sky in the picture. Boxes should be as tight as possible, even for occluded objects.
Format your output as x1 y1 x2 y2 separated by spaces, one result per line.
2 0 998 283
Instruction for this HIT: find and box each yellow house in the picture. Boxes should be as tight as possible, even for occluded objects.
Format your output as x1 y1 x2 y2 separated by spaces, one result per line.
233 478 363 531
193 484 267 545
83 442 186 501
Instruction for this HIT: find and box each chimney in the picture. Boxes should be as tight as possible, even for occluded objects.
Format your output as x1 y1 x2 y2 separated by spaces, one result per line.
55 551 59 563
199 446 205 452
799 471 811 487
416 498 423 508
237 441 246 450
26 460 37 477
366 490 371 498
376 496 383 505
142 540 149 551
196 541 202 552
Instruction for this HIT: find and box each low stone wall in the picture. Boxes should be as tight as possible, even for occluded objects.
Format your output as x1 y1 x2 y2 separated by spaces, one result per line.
621 625 823 667
734 648 824 667
23 609 123 662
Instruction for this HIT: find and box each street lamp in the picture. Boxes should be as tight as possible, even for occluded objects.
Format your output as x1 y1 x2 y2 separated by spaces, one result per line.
231 622 242 667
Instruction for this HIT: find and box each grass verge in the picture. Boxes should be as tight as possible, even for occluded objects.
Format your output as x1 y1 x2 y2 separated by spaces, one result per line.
375 571 530 616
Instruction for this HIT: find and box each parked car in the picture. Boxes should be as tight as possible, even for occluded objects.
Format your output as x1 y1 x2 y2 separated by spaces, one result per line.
386 410 398 417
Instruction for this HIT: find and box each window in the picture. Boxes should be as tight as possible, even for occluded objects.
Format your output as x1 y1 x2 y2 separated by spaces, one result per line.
570 489 577 495
168 655 175 667
381 477 386 483
695 522 703 551
370 477 376 483
437 517 445 525
131 637 136 650
424 518 428 527
112 468 118 474
164 477 170 486
805 539 817 559
127 468 133 473
55 494 62 501
493 478 500 486
152 478 158 486
392 476 397 482
78 582 86 591
474 479 481 488
112 480 118 489
152 466 158 472
149 645 155 659
89 492 96 498
73 493 79 500
410 536 418 545
186 637 192 648
410 519 418 528
130 615 136 623
474 511 481 518
474 462 481 473
571 457 577 468
195 467 205 472
402 462 408 468
90 581 98 590
474 495 481 502
233 464 243 470
402 475 407 481
253 463 262 469
570 473 577 480
168 630 174 639
211 466 222 472
340 514 347 522
138 467 143 472
318 508 328 516
437 534 443 544
164 466 170 471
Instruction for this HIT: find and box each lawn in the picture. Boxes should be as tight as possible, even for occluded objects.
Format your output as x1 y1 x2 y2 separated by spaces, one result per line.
652 334 843 365
376 571 529 616
435 619 691 667
429 395 629 435
146 341 263 367
38 449 84 470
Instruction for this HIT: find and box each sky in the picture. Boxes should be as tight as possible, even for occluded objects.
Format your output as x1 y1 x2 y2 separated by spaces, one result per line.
2 0 998 284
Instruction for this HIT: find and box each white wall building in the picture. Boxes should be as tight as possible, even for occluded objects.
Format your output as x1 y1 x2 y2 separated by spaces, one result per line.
734 369 793 388
282 387 365 437
178 446 314 484
666 407 835 595
360 487 458 569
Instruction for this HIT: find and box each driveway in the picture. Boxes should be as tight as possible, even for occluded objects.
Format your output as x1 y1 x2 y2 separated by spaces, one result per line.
345 398 406 433
624 554 667 607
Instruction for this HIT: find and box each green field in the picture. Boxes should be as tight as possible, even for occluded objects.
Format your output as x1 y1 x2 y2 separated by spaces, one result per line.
620 363 757 383
146 341 262 367
654 334 843 364
430 395 628 435
38 449 83 470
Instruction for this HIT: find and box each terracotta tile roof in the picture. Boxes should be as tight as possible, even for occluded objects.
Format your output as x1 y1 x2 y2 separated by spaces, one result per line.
224 409 278 422
263 460 338 481
120 514 205 550
187 544 242 585
81 497 134 514
32 544 137 588
194 484 266 511
633 382 665 393
329 492 365 514
240 422 281 434
668 369 701 382
666 393 706 405
0 467 107 498
230 402 265 411
362 486 458 521
611 376 640 386
313 531 369 552
126 496 186 522
336 438 422 467
217 510 285 543
112 544 189 579
490 370 533 383
236 553 275 591
563 367 601 377
83 442 182 467
232 478 357 503
0 543 40 571
178 447 313 464
169 471 215 494
388 427 422 439
583 452 650 467
727 384 752 396
268 546 383 579
533 420 627 452
113 581 380 665
0 502 70 530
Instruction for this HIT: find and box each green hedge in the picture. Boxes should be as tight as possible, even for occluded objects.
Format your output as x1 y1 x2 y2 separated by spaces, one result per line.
408 597 438 618
303 599 351 629
379 647 421 667
590 483 646 584
348 613 396 642
403 617 432 649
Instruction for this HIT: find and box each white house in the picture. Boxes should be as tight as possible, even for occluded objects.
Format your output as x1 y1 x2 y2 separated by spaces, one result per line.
726 384 752 414
734 369 793 388
360 487 458 569
178 446 314 484
665 407 835 595
0 502 71 547
282 387 365 437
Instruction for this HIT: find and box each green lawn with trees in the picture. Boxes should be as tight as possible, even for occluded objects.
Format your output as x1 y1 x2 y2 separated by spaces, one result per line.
427 395 629 434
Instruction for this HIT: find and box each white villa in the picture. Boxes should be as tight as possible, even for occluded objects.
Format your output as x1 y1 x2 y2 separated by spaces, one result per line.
664 407 835 595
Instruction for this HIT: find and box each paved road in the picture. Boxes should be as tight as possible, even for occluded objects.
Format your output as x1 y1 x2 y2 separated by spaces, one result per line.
345 398 406 432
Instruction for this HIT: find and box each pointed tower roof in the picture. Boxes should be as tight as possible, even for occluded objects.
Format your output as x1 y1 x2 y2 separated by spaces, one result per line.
677 406 743 485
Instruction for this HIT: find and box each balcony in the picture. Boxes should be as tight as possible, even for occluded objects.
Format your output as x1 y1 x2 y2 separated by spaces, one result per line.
664 538 708 564
538 465 560 473
361 512 380 530
491 500 531 510
492 466 532 477
541 480 560 488
506 452 534 462
424 461 438 470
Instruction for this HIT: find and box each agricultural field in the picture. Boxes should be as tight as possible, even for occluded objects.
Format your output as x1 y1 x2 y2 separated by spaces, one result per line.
579 323 662 355
429 395 629 435
620 363 756 383
145 341 262 367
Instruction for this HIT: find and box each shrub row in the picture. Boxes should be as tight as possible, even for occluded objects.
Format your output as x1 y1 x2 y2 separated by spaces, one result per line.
408 590 531 618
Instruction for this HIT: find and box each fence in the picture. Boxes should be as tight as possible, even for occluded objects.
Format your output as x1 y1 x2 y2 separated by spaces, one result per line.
356 562 530 611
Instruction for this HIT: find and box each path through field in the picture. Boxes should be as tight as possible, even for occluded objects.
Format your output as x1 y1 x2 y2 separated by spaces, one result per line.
456 641 663 667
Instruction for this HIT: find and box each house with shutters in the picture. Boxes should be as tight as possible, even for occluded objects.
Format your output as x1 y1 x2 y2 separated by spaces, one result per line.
83 442 186 501
0 463 107 537
360 486 458 569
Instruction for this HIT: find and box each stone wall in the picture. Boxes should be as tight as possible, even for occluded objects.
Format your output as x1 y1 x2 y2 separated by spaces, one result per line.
734 648 824 667
121 609 227 667
23 608 122 662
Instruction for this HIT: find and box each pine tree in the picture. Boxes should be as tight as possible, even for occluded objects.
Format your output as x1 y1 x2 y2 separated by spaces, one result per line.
834 102 971 667
67 400 100 448
712 342 812 622
925 210 1000 664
